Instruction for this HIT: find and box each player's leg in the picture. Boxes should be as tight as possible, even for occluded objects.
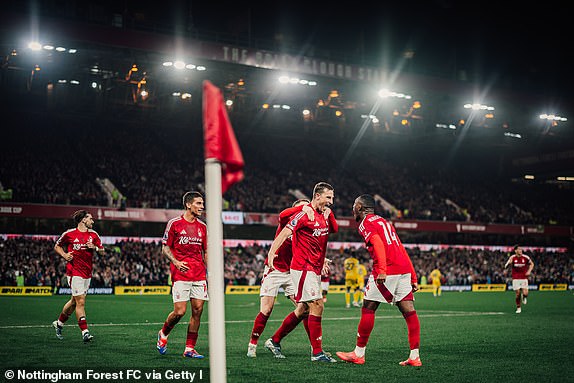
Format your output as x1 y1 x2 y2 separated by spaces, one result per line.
337 275 385 364
158 281 189 354
248 295 275 357
352 284 361 307
522 287 528 304
183 298 205 358
514 289 522 313
52 295 76 339
437 283 442 296
397 299 421 366
70 276 92 342
345 283 352 308
73 294 92 342
308 297 336 362
266 302 307 357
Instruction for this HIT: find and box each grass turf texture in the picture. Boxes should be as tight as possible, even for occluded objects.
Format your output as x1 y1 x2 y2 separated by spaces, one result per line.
0 291 572 383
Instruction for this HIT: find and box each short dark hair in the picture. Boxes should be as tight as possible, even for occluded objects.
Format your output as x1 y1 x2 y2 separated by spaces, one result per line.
313 182 334 196
292 198 310 207
73 210 89 224
513 244 521 251
183 191 203 208
357 194 376 211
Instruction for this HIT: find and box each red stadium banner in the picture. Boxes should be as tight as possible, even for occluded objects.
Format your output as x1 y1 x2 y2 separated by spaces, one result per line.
1 203 572 236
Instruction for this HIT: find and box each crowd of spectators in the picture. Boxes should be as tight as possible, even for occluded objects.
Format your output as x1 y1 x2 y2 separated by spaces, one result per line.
1 117 572 225
1 237 572 288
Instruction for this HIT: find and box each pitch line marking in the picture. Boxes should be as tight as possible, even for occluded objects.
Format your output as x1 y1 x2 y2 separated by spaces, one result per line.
0 311 505 329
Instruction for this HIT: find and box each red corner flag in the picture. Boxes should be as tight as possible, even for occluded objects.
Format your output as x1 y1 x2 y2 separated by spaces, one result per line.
203 80 244 193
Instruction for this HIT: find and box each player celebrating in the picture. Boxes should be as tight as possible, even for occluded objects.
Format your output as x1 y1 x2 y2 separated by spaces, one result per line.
265 182 338 362
504 245 534 314
246 199 313 358
337 194 422 366
157 191 208 359
52 210 105 342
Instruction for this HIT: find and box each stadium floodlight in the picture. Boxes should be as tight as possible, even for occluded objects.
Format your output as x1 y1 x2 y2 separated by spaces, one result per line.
43 45 54 50
225 100 233 106
302 109 311 116
70 80 80 85
539 113 567 122
278 75 317 86
91 82 98 89
378 88 412 99
162 61 173 67
524 175 535 180
173 61 185 69
28 42 42 51
504 132 522 139
464 103 495 111
55 47 66 52
196 66 206 71
68 48 77 54
185 64 196 70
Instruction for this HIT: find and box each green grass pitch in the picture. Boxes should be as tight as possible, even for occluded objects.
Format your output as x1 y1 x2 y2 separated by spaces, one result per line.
0 291 572 382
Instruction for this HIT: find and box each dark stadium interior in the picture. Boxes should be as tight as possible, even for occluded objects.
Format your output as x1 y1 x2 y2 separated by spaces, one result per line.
1 1 573 286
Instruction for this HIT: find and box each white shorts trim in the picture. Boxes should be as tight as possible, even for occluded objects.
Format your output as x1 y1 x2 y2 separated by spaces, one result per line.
260 266 295 297
290 269 322 303
512 279 528 291
364 274 414 305
172 280 209 302
321 281 330 291
69 276 91 296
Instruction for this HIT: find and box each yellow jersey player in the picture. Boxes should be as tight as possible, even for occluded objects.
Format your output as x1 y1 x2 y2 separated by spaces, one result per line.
344 256 360 308
429 267 442 297
354 263 368 307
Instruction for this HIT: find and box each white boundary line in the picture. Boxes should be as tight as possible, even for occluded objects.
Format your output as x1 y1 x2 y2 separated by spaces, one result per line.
0 311 505 329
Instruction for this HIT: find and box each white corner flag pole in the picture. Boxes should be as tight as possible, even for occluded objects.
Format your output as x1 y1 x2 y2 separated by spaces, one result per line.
205 158 227 383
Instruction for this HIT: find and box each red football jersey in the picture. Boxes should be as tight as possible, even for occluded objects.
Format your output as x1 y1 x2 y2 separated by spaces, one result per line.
287 206 333 275
510 254 532 280
55 228 102 279
265 205 305 272
162 215 207 282
358 214 415 280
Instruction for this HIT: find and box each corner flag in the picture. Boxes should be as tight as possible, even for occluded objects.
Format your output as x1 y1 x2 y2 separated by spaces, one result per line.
203 80 244 193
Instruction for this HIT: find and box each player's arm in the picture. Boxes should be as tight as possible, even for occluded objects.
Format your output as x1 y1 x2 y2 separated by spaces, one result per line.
504 255 514 268
279 205 304 226
369 234 388 283
86 236 105 255
324 207 339 233
162 244 189 272
526 258 534 276
402 247 418 290
267 226 293 270
54 243 73 261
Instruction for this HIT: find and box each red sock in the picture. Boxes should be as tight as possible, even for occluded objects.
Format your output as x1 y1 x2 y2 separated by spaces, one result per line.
186 330 198 349
515 296 521 308
403 310 420 349
250 312 269 345
272 312 301 343
78 316 88 331
161 320 175 337
308 314 323 354
302 314 310 339
58 312 69 324
357 307 376 347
